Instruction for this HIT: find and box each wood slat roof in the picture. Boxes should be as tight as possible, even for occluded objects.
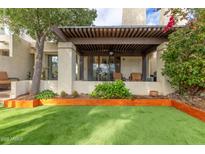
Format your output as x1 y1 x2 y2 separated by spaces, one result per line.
54 25 182 39
52 25 183 55
78 44 152 56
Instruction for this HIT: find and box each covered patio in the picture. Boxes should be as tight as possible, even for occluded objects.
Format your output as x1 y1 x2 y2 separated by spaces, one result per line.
51 25 179 95
4 26 181 98
53 26 177 82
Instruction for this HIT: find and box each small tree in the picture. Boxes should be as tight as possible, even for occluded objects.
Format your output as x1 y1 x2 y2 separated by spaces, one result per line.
161 9 205 95
0 8 96 95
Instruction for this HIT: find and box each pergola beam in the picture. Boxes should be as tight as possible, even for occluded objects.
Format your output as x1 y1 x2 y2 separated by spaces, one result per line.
81 51 143 56
66 37 167 45
52 26 68 41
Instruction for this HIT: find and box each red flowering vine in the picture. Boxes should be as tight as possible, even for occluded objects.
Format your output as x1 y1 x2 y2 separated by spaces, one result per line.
163 16 175 33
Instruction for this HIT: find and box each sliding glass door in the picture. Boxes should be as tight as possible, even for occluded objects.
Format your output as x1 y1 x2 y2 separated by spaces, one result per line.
91 56 117 81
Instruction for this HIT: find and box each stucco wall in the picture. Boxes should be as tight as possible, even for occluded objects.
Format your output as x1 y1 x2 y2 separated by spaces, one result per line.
73 81 162 95
58 42 76 94
121 56 142 79
10 80 58 98
0 35 10 50
0 35 33 80
83 56 88 80
146 51 157 77
122 8 146 25
125 82 162 95
10 79 164 98
30 41 58 53
40 80 58 93
156 42 175 95
10 80 32 98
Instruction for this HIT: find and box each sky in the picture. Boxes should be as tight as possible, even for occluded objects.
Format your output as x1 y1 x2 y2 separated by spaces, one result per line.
146 8 160 25
94 8 160 26
94 8 123 26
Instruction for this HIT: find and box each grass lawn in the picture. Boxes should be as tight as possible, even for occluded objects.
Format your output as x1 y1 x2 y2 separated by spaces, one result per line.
0 105 205 144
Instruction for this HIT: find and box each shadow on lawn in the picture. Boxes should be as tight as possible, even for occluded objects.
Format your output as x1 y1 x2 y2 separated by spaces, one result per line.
1 106 205 145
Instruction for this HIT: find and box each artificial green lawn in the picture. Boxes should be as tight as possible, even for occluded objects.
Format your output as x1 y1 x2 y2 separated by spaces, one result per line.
1 106 205 144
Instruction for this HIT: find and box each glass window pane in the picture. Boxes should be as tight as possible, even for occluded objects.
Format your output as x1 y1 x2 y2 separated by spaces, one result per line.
48 55 58 80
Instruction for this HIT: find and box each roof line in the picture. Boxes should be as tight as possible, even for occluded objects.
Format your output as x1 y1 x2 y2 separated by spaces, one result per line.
58 25 185 29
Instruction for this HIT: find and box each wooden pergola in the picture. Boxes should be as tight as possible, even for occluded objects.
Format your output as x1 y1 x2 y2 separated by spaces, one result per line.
52 25 181 55
52 26 182 81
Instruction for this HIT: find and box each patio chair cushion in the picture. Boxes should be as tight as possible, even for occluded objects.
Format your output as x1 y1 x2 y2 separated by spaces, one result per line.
0 72 9 80
130 73 142 81
113 72 122 80
0 80 11 84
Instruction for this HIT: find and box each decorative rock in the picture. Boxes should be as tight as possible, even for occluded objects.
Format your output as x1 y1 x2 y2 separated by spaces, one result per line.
149 90 159 97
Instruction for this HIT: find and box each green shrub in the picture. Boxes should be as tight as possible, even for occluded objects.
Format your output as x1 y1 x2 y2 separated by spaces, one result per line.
72 90 79 98
161 26 205 95
60 91 68 97
90 80 132 99
35 90 57 99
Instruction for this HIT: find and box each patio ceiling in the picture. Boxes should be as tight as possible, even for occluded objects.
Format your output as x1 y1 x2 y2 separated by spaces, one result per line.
52 25 183 55
76 44 155 56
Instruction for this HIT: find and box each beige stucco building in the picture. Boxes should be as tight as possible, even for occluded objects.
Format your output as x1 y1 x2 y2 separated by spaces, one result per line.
0 8 184 98
122 8 186 26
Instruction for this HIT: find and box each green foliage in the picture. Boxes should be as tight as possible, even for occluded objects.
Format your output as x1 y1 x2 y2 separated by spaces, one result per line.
60 91 68 98
0 8 97 40
35 90 57 99
161 10 205 95
90 80 132 99
72 90 79 98
0 8 97 94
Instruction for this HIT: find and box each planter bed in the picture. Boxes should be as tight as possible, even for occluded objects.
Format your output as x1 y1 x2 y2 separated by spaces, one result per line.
39 98 172 106
4 99 40 108
172 100 205 122
3 98 205 123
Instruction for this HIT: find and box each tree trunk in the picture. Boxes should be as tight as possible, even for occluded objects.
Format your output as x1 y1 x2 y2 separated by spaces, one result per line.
30 36 45 95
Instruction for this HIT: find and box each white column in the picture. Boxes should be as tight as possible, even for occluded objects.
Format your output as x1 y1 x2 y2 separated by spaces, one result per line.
156 42 175 95
58 42 76 94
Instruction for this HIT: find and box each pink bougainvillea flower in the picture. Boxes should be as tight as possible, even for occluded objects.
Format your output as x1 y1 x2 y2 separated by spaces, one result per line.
163 16 175 33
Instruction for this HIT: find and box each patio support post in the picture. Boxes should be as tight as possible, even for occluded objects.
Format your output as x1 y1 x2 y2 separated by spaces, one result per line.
142 54 147 81
79 55 84 80
87 56 93 81
58 42 76 94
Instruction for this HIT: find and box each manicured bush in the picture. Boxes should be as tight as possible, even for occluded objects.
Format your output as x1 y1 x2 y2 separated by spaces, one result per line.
90 80 132 99
72 90 79 98
60 91 68 97
35 90 57 99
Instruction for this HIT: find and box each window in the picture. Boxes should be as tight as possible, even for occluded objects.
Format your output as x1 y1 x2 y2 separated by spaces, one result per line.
48 55 58 80
91 56 116 81
0 49 9 56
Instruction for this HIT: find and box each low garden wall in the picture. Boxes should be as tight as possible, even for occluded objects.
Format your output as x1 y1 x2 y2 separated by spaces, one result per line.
10 80 32 98
10 80 58 98
73 81 163 95
10 80 170 98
